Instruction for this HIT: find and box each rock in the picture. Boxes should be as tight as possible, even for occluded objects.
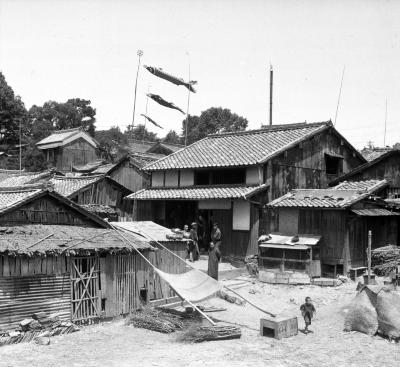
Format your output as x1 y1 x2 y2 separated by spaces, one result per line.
34 336 50 345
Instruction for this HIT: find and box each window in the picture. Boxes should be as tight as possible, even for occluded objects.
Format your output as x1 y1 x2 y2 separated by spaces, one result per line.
324 153 343 175
195 170 209 185
211 168 246 185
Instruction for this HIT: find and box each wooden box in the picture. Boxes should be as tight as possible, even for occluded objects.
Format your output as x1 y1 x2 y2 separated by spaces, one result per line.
260 316 298 340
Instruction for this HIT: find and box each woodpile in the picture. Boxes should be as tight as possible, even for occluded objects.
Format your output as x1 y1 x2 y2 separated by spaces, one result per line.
177 324 241 343
371 245 400 276
0 313 79 346
126 308 184 333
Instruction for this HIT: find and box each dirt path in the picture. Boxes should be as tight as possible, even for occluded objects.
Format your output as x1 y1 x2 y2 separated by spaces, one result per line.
1 280 399 367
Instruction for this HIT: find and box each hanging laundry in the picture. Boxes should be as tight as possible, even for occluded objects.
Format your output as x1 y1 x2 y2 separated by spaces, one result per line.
144 65 197 93
140 114 163 129
147 93 185 114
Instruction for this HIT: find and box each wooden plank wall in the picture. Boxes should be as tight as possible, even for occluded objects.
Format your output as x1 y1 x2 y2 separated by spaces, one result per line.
110 161 150 193
57 138 98 172
0 196 99 226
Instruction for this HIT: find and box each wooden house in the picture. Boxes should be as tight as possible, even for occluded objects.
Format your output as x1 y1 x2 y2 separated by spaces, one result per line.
36 128 99 172
49 175 134 220
128 121 365 257
0 187 187 330
330 149 400 199
266 180 399 276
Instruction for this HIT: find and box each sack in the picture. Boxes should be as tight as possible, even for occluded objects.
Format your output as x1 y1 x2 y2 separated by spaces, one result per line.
344 290 378 335
375 289 400 338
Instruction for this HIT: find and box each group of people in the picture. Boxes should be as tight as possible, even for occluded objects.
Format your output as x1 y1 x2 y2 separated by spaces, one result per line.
182 221 222 280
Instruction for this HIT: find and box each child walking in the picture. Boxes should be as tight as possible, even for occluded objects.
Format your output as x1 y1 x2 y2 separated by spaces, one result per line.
300 297 316 333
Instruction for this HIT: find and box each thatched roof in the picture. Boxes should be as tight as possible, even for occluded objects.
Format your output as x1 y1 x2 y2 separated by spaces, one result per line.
0 224 154 256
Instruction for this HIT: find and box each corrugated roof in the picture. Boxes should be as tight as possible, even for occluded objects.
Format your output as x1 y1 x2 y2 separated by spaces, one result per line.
0 170 53 187
351 209 399 216
144 122 334 170
0 224 153 255
50 175 104 197
127 185 268 200
112 221 184 242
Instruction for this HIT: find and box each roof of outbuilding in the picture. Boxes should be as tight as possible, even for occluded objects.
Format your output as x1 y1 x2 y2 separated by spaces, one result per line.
36 128 98 149
0 187 44 213
0 224 153 256
0 170 54 187
333 179 387 191
144 121 360 171
127 184 268 201
268 180 387 209
112 221 184 243
50 175 104 197
360 147 393 161
329 150 400 186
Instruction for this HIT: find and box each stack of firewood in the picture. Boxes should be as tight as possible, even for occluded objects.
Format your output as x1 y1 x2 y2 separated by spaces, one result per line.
126 308 184 333
372 245 400 276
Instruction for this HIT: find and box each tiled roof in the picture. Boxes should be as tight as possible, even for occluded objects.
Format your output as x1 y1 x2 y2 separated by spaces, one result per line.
268 180 387 209
360 147 393 161
333 180 387 191
112 221 185 242
0 224 153 255
36 128 98 149
0 188 43 213
80 204 117 215
127 185 268 200
92 163 116 174
351 209 399 216
127 139 157 154
144 122 333 170
0 170 53 187
73 160 104 173
50 175 104 197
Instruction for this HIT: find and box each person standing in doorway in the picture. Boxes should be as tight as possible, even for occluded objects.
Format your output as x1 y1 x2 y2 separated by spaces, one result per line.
183 224 191 260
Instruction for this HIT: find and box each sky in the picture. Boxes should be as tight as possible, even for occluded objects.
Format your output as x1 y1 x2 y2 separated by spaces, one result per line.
0 0 400 148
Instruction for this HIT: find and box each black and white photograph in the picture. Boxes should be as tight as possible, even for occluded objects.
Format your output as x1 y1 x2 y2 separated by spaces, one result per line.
0 0 400 366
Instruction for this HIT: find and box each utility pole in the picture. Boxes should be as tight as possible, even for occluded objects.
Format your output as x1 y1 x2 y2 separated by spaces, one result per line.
131 49 143 140
269 65 273 126
367 230 372 284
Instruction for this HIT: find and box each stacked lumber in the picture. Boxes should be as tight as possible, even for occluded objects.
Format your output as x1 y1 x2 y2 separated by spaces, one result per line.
371 245 400 276
0 313 79 347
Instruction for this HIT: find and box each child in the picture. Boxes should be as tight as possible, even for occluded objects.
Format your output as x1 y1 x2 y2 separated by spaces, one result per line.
300 297 316 333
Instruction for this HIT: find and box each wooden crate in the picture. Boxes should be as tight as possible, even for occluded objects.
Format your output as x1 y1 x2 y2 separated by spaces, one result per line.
260 316 298 340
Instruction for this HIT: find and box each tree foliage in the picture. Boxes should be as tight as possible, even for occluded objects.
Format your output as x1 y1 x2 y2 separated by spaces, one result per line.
0 72 28 145
22 144 48 172
124 124 158 142
28 98 96 141
162 130 182 145
95 126 129 161
182 107 248 145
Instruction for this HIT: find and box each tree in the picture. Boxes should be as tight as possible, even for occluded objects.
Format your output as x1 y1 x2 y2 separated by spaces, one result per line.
182 107 248 145
163 130 182 145
28 98 96 141
95 126 129 161
22 144 48 172
0 72 28 145
124 124 158 142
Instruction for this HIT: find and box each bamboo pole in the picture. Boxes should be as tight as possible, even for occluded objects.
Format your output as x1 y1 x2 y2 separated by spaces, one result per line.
368 230 372 284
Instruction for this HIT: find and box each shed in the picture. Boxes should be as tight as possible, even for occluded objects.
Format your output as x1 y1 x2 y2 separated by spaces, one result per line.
112 221 187 302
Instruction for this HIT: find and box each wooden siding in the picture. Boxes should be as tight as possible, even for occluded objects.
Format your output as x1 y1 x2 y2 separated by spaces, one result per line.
70 179 133 220
53 138 98 172
109 161 150 193
0 196 99 226
267 128 363 201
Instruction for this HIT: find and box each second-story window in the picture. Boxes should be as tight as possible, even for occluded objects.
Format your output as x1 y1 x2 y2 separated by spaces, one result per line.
194 168 246 185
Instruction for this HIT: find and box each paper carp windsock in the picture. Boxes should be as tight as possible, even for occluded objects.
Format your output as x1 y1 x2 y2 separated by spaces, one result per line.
147 93 185 114
143 65 197 93
140 114 163 129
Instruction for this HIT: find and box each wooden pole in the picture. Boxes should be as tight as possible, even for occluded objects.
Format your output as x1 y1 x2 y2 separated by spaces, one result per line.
368 230 372 284
334 66 345 126
384 98 388 147
184 52 191 147
131 49 143 140
269 65 273 126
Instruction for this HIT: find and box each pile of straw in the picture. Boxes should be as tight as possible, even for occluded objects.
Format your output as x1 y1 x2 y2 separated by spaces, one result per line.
372 245 400 276
177 324 241 343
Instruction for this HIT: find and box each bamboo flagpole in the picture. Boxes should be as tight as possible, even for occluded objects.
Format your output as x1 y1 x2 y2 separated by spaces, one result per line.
184 52 191 147
131 49 143 140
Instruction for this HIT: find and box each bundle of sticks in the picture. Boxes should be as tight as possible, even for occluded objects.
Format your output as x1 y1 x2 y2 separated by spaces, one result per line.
177 324 242 343
372 245 400 276
126 308 184 334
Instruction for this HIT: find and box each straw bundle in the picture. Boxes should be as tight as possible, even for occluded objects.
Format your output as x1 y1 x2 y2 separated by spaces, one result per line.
177 324 241 343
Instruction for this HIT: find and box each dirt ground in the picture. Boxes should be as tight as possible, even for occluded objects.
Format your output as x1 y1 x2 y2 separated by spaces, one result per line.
1 277 399 367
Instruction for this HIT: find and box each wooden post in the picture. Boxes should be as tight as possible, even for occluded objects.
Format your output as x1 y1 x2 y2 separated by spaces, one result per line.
367 230 372 284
